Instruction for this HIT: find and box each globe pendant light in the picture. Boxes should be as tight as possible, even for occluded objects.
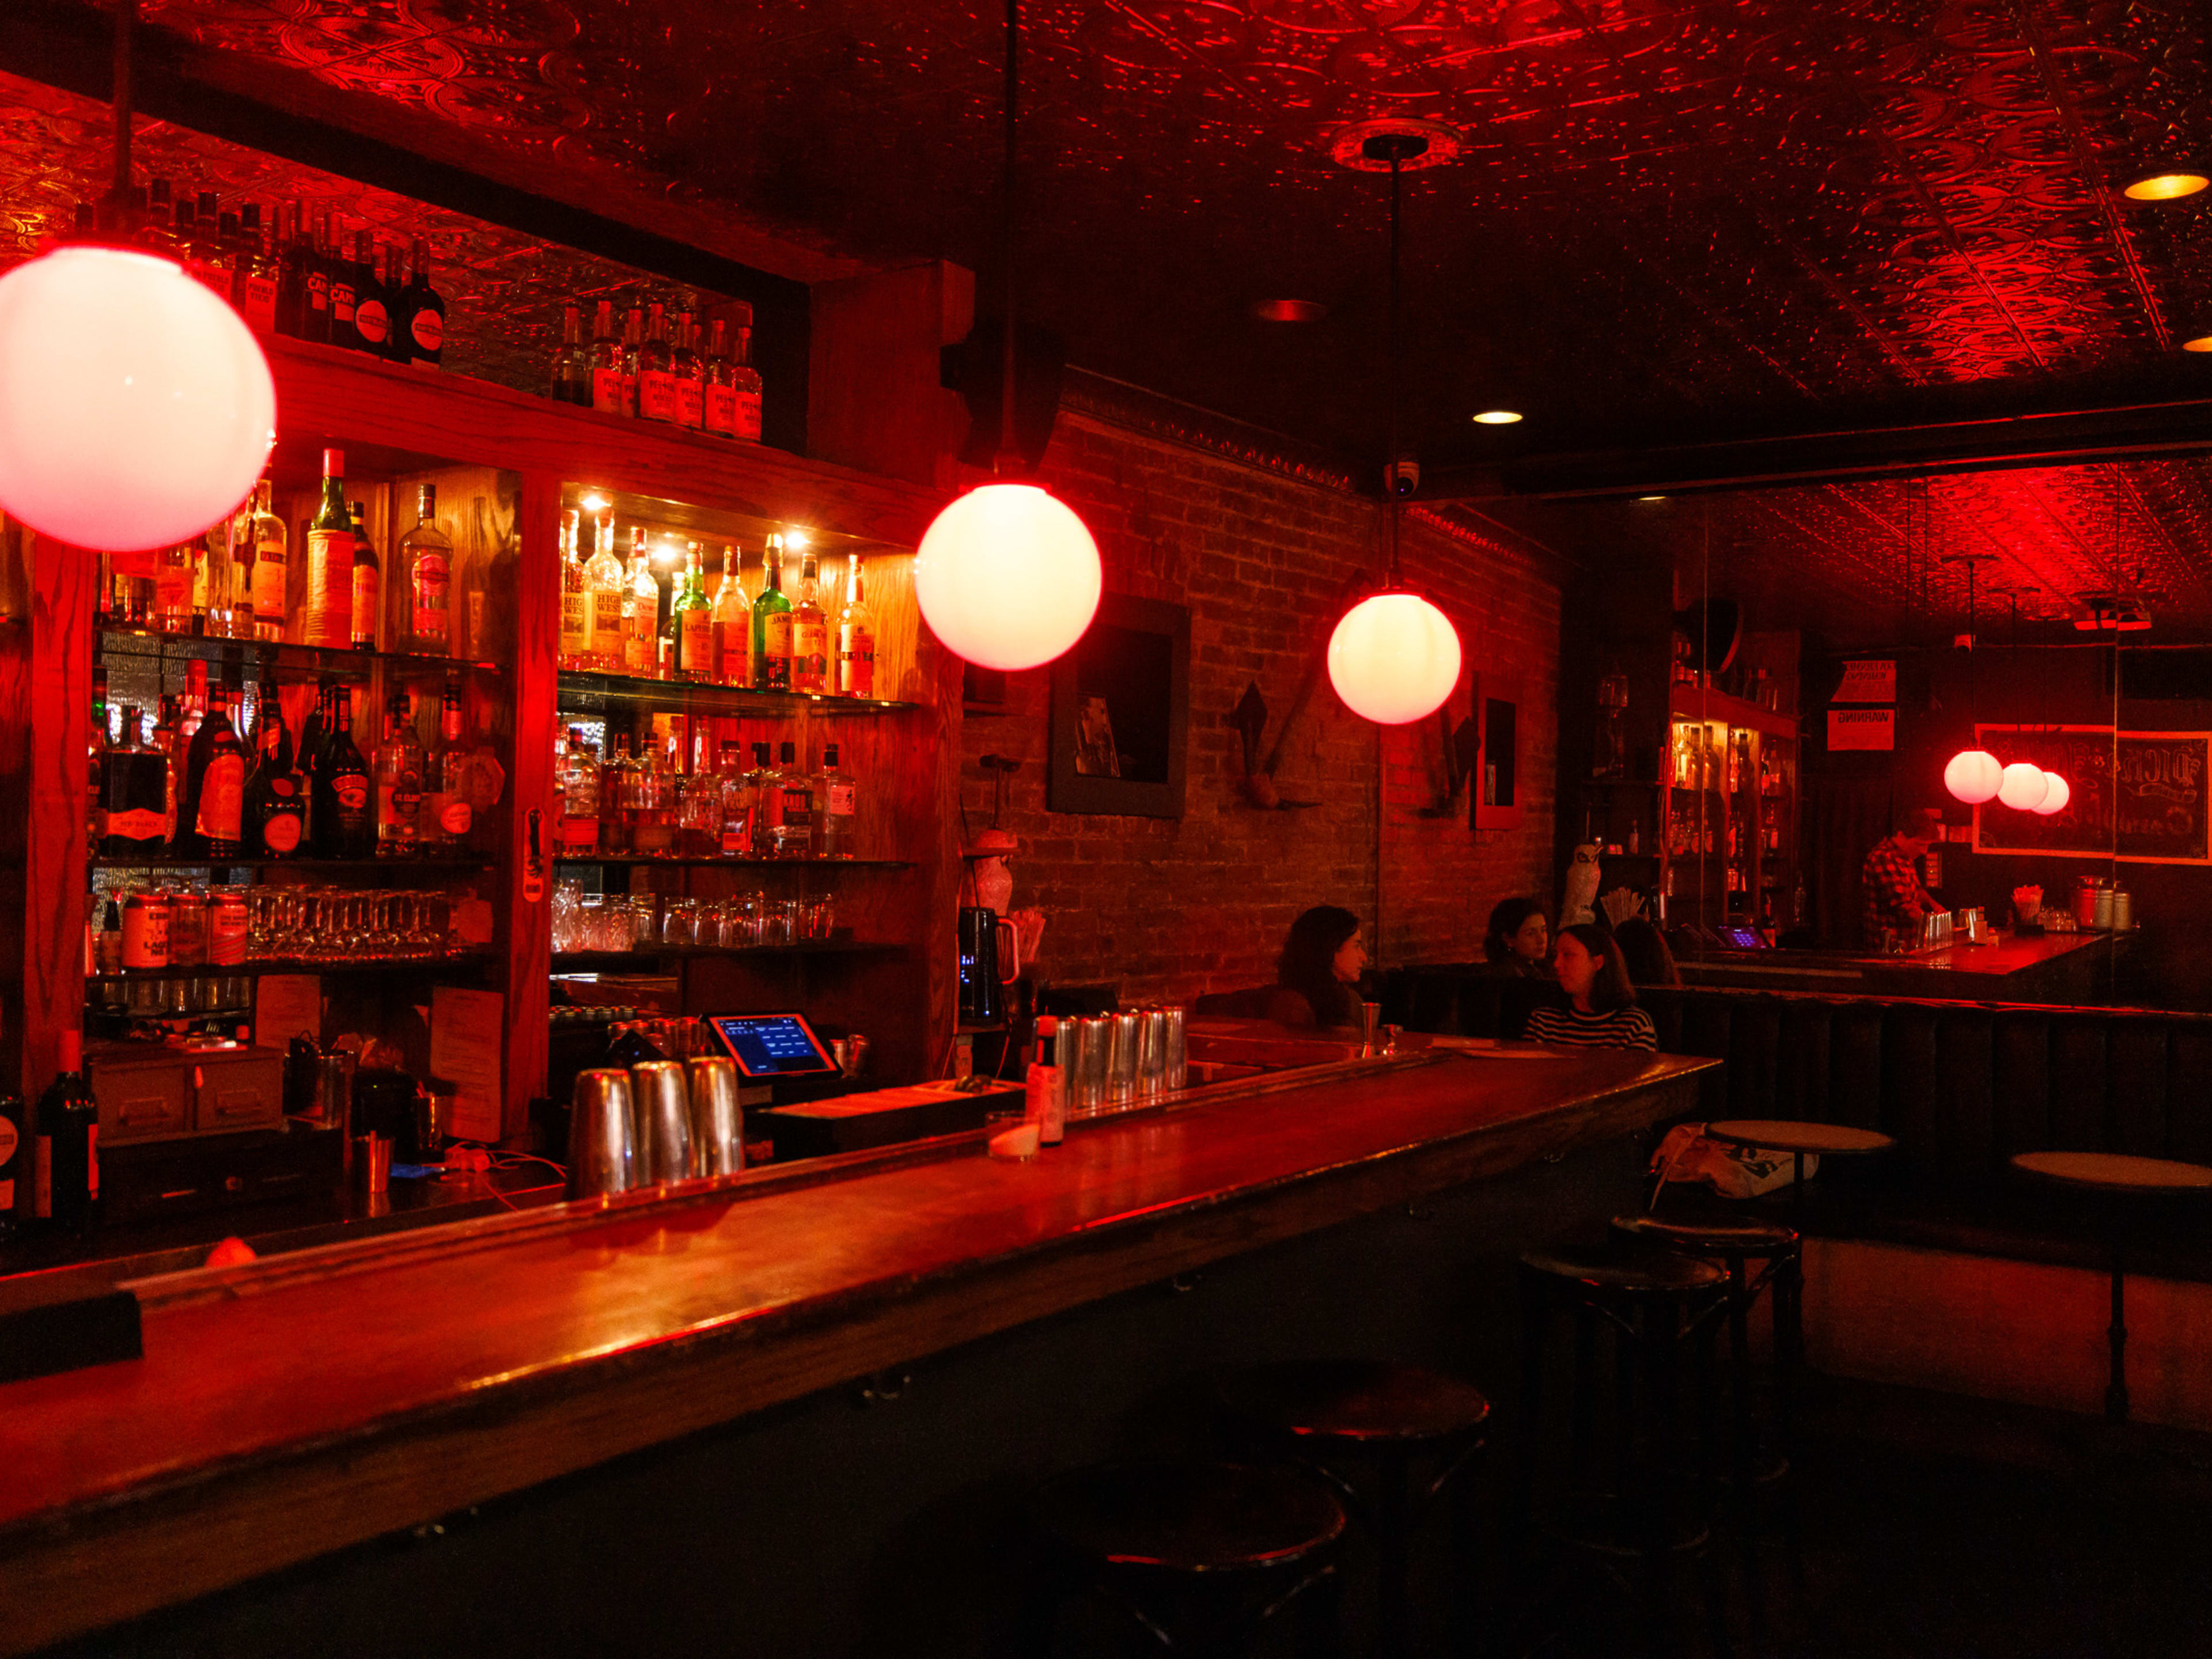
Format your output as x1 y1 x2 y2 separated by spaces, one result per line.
911 0 1099 673
2033 771 2070 816
1943 550 2002 804
1997 760 2050 812
1324 128 1462 727
0 0 275 553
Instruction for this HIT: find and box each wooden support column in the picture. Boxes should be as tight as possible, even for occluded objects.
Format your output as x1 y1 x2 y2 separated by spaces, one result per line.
807 260 975 491
498 470 559 1140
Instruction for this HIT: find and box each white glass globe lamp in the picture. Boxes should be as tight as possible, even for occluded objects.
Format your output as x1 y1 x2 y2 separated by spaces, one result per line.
0 243 275 552
1997 761 2050 812
1327 591 1463 725
1943 748 2003 805
2032 772 2070 816
914 482 1103 672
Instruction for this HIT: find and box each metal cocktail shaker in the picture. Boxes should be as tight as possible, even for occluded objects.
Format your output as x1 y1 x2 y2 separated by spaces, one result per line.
1108 1011 1144 1101
685 1055 744 1177
567 1069 638 1199
630 1059 696 1184
1160 1005 1187 1090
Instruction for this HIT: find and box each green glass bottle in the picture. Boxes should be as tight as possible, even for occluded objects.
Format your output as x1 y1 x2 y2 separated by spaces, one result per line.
751 533 793 691
672 544 713 683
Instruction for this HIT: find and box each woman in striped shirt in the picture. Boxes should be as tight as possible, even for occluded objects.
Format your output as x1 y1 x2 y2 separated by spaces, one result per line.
1522 923 1657 1051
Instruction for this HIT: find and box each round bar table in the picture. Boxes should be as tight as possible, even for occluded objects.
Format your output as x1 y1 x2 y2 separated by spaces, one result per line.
2010 1152 2212 1425
1703 1119 1897 1219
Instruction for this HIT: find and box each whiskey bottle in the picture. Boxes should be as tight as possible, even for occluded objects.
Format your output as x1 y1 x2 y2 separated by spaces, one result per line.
619 304 644 418
374 690 424 858
672 310 704 429
557 729 600 855
243 678 304 859
589 299 623 414
637 301 675 422
419 681 474 853
599 735 634 855
791 548 829 694
349 501 380 651
100 704 169 858
558 508 588 668
248 478 287 643
274 201 308 337
752 535 793 691
402 483 452 655
728 302 764 441
193 675 250 861
747 741 777 855
154 540 194 635
37 1032 100 1234
582 508 626 670
816 743 855 859
328 218 361 347
836 552 876 698
302 449 354 649
624 529 659 678
312 690 374 858
350 232 393 356
712 544 751 687
398 238 444 367
771 741 812 857
672 544 713 683
715 741 753 857
702 319 737 438
304 207 334 344
237 204 279 333
553 302 588 405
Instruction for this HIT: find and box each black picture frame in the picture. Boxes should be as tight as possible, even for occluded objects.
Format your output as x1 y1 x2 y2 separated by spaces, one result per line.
1048 594 1191 817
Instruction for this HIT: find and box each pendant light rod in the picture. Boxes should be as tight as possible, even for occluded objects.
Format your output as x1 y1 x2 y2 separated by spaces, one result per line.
1386 147 1401 585
108 0 137 222
997 0 1019 478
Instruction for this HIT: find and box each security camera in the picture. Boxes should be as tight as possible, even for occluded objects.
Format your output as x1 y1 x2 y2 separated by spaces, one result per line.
1386 456 1419 498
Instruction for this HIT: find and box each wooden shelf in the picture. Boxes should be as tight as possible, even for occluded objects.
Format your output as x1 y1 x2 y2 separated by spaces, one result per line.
554 855 912 869
95 626 502 683
551 941 904 970
90 857 494 875
87 951 498 984
1668 684 1798 738
555 669 920 718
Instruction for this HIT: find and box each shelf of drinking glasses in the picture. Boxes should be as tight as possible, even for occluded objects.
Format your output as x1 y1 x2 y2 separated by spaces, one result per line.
555 668 919 718
90 857 496 874
550 941 904 970
86 950 499 984
95 625 505 682
551 855 912 869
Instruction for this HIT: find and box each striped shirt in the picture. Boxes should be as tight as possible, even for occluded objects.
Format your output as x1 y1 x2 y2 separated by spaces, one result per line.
1523 1004 1657 1051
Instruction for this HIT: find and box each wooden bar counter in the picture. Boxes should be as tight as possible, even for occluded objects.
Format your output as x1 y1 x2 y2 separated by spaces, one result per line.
0 1044 1711 1656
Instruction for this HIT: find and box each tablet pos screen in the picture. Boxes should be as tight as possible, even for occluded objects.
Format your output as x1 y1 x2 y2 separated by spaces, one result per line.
707 1013 840 1078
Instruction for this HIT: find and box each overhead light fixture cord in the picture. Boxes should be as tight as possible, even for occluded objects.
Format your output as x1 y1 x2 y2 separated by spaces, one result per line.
109 0 135 225
1386 145 1401 586
998 0 1019 478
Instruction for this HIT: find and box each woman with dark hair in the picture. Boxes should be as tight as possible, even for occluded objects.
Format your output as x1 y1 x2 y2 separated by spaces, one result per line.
1611 916 1681 988
1267 904 1365 1029
1480 897 1551 978
1523 923 1656 1050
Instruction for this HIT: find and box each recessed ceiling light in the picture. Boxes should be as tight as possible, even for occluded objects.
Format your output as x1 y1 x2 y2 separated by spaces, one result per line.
1638 495 1666 502
2123 171 2209 201
1251 298 1328 323
579 490 609 511
1472 410 1523 425
2184 334 2212 353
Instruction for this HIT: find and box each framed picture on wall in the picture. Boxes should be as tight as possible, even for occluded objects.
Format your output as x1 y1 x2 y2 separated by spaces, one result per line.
1048 594 1191 817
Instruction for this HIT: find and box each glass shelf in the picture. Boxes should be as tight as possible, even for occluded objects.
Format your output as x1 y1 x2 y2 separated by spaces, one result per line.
96 626 503 682
90 857 494 875
86 950 498 984
552 855 910 869
556 668 918 719
551 940 903 969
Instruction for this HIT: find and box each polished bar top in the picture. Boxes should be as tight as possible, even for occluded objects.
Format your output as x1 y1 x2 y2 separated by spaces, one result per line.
1681 929 2118 991
0 1045 1711 1653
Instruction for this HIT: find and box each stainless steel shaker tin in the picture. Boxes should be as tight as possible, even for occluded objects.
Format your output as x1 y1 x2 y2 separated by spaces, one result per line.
567 1068 638 1199
684 1055 744 1177
1108 1010 1143 1101
630 1059 696 1184
1160 1005 1187 1090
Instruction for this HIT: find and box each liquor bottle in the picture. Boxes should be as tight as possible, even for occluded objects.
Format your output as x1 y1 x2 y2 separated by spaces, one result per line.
600 735 634 855
672 310 704 429
553 302 588 405
374 690 425 858
302 448 354 648
672 544 713 682
637 301 675 422
712 544 751 687
88 661 109 846
398 238 444 366
716 740 753 857
816 743 855 859
752 535 793 690
193 675 250 860
274 201 308 337
583 509 626 670
154 540 195 634
747 741 777 856
248 478 287 642
836 553 876 698
466 495 518 664
328 218 361 347
243 679 305 859
151 694 183 847
171 194 200 278
143 179 175 254
351 232 392 356
100 704 170 858
36 1032 100 1234
296 681 329 846
624 530 660 678
199 193 234 302
619 304 644 418
0 1092 22 1243
304 207 334 344
790 548 830 694
557 729 600 854
630 741 674 857
236 204 278 332
771 741 812 856
349 501 380 651
558 508 588 668
589 299 623 414
312 690 373 858
402 483 452 654
702 319 737 438
728 301 764 441
173 661 214 854
419 681 473 853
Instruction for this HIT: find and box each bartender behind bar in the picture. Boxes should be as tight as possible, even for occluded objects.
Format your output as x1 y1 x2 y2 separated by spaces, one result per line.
1862 804 1945 948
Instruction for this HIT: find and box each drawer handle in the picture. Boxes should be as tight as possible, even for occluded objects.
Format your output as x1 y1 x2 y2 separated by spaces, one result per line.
118 1093 175 1125
211 1091 268 1119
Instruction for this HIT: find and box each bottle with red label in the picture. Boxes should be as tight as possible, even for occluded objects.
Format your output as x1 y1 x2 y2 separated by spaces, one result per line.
312 689 374 858
99 703 169 858
192 675 250 860
396 238 444 368
244 679 304 861
374 690 425 858
36 1031 99 1235
402 483 452 654
726 301 764 441
349 501 380 651
419 680 474 853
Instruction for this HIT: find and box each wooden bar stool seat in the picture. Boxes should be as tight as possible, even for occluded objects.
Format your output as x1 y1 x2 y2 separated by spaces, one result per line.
2010 1152 2212 1425
1025 1461 1346 1656
1215 1361 1490 1659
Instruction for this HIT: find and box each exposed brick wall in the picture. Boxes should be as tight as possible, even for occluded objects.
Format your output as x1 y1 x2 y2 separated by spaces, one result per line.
960 411 1563 1005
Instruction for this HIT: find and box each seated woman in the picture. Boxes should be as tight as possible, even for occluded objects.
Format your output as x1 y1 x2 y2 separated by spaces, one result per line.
1266 904 1365 1029
1611 915 1681 987
1522 923 1657 1050
1479 897 1552 978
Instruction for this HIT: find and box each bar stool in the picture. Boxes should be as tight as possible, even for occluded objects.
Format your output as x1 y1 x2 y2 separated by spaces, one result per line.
1611 1214 1802 1495
2010 1152 2212 1425
1022 1461 1346 1657
1214 1359 1490 1659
